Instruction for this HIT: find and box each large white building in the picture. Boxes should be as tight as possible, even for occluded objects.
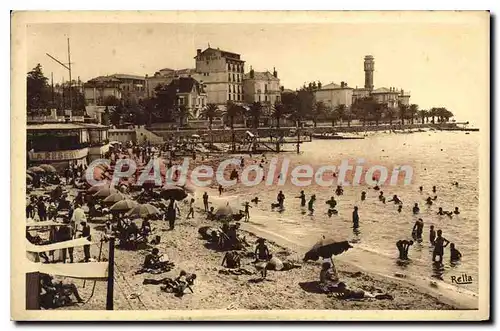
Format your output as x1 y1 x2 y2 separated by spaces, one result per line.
314 81 353 108
242 68 281 105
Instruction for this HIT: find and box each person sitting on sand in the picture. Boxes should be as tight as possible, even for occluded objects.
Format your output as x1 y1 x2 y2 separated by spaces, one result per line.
450 243 462 262
255 238 271 261
140 219 152 237
140 248 169 273
221 251 241 269
296 190 306 207
333 282 394 300
361 191 366 201
39 273 84 308
206 206 215 221
319 261 339 292
396 239 413 260
412 203 420 215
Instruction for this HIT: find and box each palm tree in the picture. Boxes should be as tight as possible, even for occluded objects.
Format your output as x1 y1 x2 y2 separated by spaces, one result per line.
371 103 385 126
408 104 419 125
310 101 327 127
224 102 244 152
200 103 221 130
384 107 396 126
177 105 193 127
344 108 354 127
200 103 221 145
272 102 287 129
334 104 346 127
417 109 427 124
248 102 263 130
429 107 438 124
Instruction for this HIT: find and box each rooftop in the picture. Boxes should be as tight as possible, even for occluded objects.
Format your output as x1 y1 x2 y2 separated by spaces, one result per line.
371 87 401 94
196 47 243 61
27 122 108 131
168 77 203 94
320 82 353 90
243 71 279 81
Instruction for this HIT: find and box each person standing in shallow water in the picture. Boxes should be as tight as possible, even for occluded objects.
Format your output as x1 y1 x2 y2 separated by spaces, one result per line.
308 195 316 215
433 229 450 264
202 192 209 212
352 206 359 229
361 191 366 201
296 190 306 207
429 225 436 245
218 185 223 196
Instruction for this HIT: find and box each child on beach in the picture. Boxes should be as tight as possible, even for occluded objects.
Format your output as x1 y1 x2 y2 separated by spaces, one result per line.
187 198 195 219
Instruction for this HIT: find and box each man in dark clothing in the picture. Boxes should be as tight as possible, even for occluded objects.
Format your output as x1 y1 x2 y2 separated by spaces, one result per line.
396 240 413 260
37 198 47 221
79 221 91 262
352 206 359 229
202 192 209 212
58 220 74 263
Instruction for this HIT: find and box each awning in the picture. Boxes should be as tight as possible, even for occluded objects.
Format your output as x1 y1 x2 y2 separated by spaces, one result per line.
26 237 95 253
26 221 63 228
25 260 108 279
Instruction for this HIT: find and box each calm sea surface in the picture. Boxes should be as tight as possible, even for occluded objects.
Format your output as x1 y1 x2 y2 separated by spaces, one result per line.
220 131 480 294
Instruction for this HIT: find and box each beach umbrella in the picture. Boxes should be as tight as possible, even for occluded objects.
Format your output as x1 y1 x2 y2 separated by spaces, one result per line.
215 203 235 220
39 164 57 173
26 169 35 176
110 199 138 212
126 203 161 219
26 174 33 182
94 186 119 198
179 183 196 194
28 166 45 174
87 183 110 194
160 185 187 201
103 192 127 204
303 237 353 262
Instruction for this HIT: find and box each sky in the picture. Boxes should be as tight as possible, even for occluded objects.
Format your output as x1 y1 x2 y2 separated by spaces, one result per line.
26 17 489 123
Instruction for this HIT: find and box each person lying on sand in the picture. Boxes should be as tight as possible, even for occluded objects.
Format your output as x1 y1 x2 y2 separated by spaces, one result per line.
333 282 394 300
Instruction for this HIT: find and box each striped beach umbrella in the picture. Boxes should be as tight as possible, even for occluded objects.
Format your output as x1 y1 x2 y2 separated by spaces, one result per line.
39 164 57 173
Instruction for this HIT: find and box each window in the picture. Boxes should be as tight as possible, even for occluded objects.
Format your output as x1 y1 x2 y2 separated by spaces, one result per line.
258 95 261 102
237 75 240 82
229 94 231 101
233 73 236 82
265 95 268 102
228 73 231 81
229 85 232 93
265 84 268 92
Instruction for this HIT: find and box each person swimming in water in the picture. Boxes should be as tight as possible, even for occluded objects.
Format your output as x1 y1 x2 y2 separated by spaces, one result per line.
429 225 436 245
432 186 437 193
412 203 420 215
426 197 433 206
450 243 462 262
396 240 414 260
296 190 306 207
437 207 452 217
378 191 385 202
388 195 402 204
419 186 423 193
335 185 344 196
361 191 366 201
373 184 380 191
433 230 450 264
308 195 316 215
412 218 424 242
277 191 285 209
243 202 252 222
397 205 403 213
251 196 261 205
453 207 460 215
326 196 337 209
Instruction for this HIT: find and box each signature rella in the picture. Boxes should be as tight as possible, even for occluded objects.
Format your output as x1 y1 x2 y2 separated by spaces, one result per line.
85 157 414 188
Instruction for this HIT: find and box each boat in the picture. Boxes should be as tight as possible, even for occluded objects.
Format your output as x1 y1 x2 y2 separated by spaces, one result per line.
311 133 365 140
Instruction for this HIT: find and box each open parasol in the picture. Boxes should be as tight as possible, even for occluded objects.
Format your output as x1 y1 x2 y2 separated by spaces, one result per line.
26 169 35 176
303 236 353 262
126 203 161 219
87 182 110 193
110 199 138 212
93 186 119 198
214 203 235 220
28 166 45 174
179 183 196 194
160 185 187 201
39 164 57 173
103 192 127 205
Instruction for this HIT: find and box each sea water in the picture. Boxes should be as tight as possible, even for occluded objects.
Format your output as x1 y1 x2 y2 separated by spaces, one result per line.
227 131 480 295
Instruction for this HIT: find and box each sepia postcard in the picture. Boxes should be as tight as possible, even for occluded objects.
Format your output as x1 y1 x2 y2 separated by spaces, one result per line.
11 10 490 321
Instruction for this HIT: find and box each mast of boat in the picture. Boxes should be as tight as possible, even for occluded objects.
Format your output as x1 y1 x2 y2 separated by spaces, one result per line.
46 37 74 111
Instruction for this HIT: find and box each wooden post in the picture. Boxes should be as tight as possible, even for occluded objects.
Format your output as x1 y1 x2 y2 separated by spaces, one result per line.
106 236 115 310
26 272 40 310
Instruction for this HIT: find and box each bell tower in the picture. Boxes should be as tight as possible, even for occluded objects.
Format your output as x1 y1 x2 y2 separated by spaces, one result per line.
364 55 374 90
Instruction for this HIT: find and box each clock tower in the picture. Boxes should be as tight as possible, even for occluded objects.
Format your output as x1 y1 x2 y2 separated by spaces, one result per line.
364 55 375 90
